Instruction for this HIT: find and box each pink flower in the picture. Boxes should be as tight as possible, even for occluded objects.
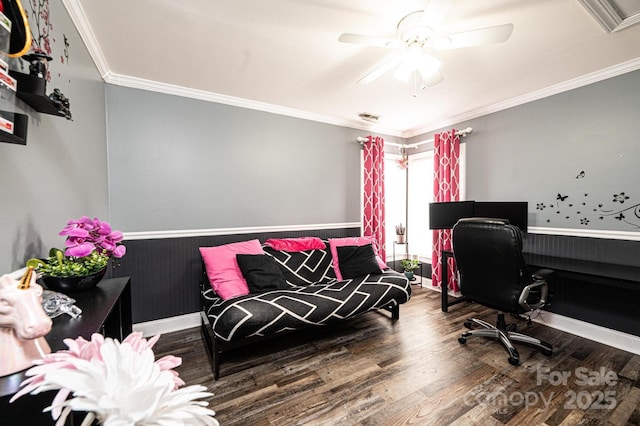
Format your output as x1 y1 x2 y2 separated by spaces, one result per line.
59 216 126 260
11 332 189 420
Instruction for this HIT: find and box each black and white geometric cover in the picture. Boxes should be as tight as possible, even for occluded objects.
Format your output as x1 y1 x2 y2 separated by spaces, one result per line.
201 244 411 342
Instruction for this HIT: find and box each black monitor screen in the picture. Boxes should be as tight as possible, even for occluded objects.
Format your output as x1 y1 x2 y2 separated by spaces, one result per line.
429 201 475 229
473 201 528 232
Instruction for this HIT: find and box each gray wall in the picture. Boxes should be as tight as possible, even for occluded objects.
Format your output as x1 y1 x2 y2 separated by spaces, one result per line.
409 69 640 232
105 85 404 232
0 2 108 273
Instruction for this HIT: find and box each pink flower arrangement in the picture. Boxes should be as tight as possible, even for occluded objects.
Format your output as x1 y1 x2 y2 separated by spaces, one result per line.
59 216 126 259
11 332 218 425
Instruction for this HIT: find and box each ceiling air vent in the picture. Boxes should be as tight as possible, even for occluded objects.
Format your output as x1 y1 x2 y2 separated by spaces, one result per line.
358 112 380 123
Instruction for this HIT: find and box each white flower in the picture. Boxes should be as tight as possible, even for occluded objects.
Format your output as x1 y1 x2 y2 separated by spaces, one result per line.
11 333 219 426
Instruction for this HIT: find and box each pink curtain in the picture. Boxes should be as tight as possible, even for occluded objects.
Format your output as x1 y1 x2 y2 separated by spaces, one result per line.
362 135 386 260
432 129 460 292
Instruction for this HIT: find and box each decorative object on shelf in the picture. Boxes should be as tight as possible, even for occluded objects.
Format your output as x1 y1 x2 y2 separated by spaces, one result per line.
0 8 29 145
0 267 52 377
22 49 52 79
40 266 107 294
41 289 82 318
401 258 420 281
11 332 219 425
48 87 71 120
28 216 126 293
395 223 406 243
3 0 32 58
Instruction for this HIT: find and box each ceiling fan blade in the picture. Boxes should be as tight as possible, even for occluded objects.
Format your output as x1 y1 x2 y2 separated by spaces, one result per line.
434 23 514 50
357 54 404 85
419 0 453 28
338 33 402 49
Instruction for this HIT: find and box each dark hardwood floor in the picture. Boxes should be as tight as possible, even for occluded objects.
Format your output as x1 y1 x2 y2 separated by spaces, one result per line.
154 283 640 425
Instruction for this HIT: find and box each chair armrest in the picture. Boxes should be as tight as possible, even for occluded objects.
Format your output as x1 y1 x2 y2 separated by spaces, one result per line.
518 277 550 311
532 268 554 282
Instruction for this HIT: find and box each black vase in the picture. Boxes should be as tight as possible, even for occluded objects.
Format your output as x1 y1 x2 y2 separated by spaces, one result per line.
42 267 107 293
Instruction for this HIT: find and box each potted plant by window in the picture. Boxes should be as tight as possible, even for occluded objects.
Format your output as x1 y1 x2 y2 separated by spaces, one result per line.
395 223 406 244
400 258 420 281
27 216 126 293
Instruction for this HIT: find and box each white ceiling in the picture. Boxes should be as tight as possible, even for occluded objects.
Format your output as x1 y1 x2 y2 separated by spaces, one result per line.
70 0 640 137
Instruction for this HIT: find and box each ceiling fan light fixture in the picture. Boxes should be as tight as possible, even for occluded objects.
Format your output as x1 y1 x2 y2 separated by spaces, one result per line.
393 52 441 83
393 64 413 83
341 0 511 88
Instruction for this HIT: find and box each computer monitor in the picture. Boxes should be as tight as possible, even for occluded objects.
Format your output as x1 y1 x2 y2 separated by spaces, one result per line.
429 201 475 229
473 201 528 232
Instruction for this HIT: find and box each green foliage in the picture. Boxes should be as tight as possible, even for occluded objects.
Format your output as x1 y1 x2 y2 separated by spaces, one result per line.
37 249 109 278
400 259 420 271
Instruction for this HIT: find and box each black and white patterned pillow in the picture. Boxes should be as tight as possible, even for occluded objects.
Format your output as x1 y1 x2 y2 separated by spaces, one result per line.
263 244 336 286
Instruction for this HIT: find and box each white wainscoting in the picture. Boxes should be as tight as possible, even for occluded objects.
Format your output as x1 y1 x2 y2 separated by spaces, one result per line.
123 222 362 241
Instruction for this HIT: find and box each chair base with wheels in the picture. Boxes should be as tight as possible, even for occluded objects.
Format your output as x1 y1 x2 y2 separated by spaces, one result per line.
458 312 552 365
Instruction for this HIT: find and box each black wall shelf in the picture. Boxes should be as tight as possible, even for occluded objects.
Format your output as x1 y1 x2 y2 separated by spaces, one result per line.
9 70 66 118
0 111 28 145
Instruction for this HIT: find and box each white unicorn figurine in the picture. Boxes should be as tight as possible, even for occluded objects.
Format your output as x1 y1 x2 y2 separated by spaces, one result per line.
0 267 52 376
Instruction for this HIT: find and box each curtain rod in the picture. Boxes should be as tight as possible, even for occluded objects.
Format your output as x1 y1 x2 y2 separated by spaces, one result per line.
357 127 473 148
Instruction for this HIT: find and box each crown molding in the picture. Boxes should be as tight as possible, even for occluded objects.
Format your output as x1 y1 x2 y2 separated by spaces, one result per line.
402 57 640 138
63 0 640 141
104 73 404 137
578 0 640 33
61 0 110 79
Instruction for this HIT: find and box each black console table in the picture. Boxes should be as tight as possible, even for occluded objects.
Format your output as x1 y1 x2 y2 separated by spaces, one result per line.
0 277 132 425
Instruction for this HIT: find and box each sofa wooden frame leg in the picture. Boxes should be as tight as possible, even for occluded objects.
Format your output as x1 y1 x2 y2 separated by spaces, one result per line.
200 311 220 380
383 303 400 320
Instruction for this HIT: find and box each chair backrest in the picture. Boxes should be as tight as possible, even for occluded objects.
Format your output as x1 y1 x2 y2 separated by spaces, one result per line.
452 218 526 312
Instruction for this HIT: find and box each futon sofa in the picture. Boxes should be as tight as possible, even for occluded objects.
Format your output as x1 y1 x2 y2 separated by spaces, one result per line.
199 237 411 379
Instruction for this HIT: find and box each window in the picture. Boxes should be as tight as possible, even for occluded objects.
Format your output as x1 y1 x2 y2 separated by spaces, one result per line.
384 144 465 264
407 151 434 261
384 153 406 258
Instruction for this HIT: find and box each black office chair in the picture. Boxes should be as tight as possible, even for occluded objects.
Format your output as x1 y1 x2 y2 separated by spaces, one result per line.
452 218 553 365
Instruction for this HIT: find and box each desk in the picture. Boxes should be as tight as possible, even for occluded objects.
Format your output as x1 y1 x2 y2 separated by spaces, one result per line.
440 250 465 312
0 277 132 425
440 252 640 335
524 254 640 336
524 254 640 290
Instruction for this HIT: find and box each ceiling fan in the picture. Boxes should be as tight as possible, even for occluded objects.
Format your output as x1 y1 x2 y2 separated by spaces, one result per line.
339 0 513 88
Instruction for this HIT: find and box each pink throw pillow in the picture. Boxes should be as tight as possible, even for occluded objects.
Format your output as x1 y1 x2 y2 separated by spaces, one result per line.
199 239 264 300
329 237 388 280
264 237 326 252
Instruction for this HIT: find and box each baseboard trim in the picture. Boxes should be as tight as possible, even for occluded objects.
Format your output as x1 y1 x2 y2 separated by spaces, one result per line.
420 283 640 355
532 311 640 355
133 312 201 337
